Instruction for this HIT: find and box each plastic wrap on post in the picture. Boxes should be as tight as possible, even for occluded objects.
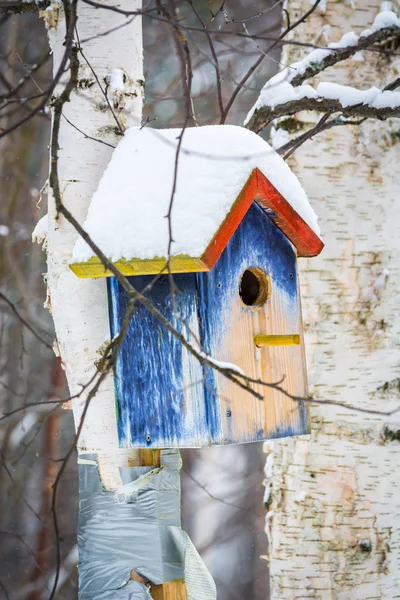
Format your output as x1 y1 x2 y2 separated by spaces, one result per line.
78 450 185 599
77 450 216 600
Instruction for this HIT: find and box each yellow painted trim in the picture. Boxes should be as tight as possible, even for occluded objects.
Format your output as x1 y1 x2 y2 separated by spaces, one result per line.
254 334 300 347
69 255 209 278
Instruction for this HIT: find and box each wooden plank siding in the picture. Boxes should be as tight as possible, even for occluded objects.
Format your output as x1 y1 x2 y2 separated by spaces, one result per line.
109 202 309 448
197 203 309 445
108 274 209 448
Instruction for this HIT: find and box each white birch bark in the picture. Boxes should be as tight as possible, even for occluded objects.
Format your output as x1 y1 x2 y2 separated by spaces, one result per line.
267 1 400 598
43 1 143 488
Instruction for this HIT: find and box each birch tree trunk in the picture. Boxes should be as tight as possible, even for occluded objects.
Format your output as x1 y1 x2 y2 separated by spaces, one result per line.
42 9 212 599
267 2 400 598
44 2 143 486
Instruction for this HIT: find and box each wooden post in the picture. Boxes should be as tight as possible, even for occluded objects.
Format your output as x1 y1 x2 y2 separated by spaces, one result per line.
150 580 187 600
129 450 187 600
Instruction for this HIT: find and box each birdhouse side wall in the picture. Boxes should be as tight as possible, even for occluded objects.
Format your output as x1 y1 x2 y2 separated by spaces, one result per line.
108 274 210 448
196 202 309 445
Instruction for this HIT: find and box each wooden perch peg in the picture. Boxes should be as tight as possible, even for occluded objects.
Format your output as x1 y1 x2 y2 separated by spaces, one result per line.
254 334 300 347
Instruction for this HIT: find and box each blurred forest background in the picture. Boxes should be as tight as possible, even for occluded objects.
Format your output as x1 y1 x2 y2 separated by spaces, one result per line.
0 2 282 598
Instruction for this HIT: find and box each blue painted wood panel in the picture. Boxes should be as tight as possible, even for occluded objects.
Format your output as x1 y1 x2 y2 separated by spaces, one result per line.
108 202 309 448
196 202 309 444
108 274 208 447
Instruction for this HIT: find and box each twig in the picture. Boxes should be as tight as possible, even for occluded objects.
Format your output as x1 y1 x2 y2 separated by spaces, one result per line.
247 95 400 134
0 9 76 139
62 113 116 148
222 1 283 24
74 26 124 135
0 579 10 600
0 451 44 525
282 112 332 159
220 0 322 123
46 5 78 596
186 0 224 119
0 0 49 14
0 291 53 350
183 468 255 513
62 0 400 62
290 25 400 88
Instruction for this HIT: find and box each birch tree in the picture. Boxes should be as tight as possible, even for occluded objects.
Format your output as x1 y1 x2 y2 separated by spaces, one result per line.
3 0 400 598
44 0 143 487
40 2 155 598
253 2 400 598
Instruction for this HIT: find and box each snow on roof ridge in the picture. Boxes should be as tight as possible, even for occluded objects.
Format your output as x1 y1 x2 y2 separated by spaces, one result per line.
72 125 320 266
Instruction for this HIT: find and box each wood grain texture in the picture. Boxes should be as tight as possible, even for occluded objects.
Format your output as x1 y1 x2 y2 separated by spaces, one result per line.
255 168 324 258
197 203 309 444
138 450 186 600
70 255 208 278
109 203 309 447
201 171 258 270
108 274 209 448
150 580 186 600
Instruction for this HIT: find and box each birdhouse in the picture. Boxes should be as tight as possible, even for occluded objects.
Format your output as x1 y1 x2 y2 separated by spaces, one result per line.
70 125 323 448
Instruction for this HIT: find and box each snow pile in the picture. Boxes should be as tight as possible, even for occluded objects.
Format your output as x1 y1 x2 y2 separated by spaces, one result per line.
244 30 360 124
252 79 317 109
32 214 48 247
107 68 125 92
199 351 245 375
245 12 400 125
362 9 400 36
317 82 400 109
270 126 290 150
246 79 400 121
72 125 320 265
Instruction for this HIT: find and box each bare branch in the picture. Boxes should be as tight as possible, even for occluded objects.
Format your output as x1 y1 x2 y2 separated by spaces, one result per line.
275 76 400 156
0 0 50 14
247 94 400 134
0 291 53 350
186 0 224 120
290 25 400 88
220 0 322 122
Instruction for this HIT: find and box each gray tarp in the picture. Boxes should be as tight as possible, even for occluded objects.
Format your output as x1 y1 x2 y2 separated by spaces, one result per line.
78 450 216 600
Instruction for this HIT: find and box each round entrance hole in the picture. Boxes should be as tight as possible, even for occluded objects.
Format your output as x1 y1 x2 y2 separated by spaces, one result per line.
239 268 270 307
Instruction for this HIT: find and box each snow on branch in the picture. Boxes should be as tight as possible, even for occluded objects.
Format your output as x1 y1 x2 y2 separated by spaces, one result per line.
245 10 400 133
246 82 400 133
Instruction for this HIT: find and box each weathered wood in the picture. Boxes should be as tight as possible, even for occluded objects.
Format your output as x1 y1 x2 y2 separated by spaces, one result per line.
255 168 324 258
150 580 187 600
70 255 208 278
108 274 207 448
197 202 309 444
129 450 186 600
110 202 309 447
201 171 259 269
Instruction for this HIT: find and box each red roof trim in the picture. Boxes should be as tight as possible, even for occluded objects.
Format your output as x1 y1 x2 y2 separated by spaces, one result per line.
201 171 258 270
201 168 323 271
254 168 324 258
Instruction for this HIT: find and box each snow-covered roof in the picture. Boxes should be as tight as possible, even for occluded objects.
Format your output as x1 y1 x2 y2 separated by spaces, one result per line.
70 125 322 278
